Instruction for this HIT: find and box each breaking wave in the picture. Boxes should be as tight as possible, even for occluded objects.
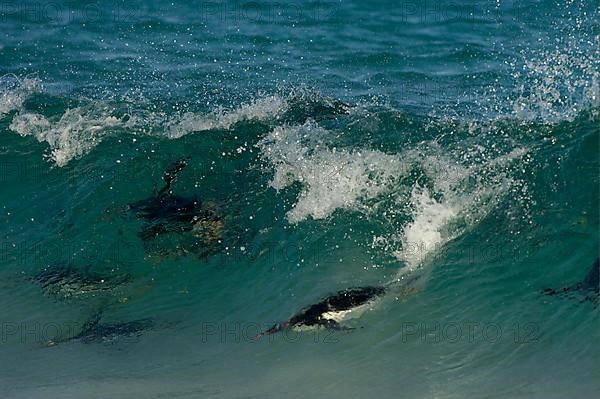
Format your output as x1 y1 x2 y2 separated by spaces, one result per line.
257 120 528 270
0 75 40 119
10 104 125 167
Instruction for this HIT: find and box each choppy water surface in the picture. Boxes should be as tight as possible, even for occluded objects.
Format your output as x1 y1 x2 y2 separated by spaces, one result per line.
1 1 599 398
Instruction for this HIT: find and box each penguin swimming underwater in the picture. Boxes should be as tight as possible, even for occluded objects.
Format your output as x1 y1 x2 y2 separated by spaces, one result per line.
31 264 131 300
542 257 599 305
254 286 386 340
130 158 206 235
45 309 154 346
254 269 426 340
128 158 224 253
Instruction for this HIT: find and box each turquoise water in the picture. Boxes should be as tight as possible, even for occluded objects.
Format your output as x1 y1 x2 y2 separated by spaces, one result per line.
1 0 599 398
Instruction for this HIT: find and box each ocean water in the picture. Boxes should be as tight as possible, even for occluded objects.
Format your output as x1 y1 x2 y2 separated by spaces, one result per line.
0 0 599 398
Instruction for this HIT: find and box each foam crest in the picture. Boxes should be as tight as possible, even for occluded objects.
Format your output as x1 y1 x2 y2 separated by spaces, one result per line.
0 75 41 119
258 122 407 223
167 95 288 138
396 145 527 270
259 121 528 270
397 186 458 269
9 105 124 166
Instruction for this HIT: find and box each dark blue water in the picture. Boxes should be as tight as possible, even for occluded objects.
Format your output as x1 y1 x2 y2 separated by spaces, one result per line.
1 1 599 398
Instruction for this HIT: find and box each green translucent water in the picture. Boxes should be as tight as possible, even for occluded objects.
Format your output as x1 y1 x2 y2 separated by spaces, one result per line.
1 1 598 398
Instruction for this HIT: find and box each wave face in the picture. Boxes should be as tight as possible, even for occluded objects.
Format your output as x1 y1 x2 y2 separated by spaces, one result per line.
0 1 598 398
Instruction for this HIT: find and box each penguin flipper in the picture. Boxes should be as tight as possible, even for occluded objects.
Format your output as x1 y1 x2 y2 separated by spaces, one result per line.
158 157 191 196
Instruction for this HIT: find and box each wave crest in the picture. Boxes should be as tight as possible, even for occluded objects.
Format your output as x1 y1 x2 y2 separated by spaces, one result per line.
10 105 124 166
0 75 41 119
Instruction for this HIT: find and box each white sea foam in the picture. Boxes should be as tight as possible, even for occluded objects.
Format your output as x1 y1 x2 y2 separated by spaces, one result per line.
397 186 458 269
9 105 124 166
258 122 407 223
166 95 288 138
2 90 317 165
259 121 528 270
0 75 41 118
394 147 525 270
